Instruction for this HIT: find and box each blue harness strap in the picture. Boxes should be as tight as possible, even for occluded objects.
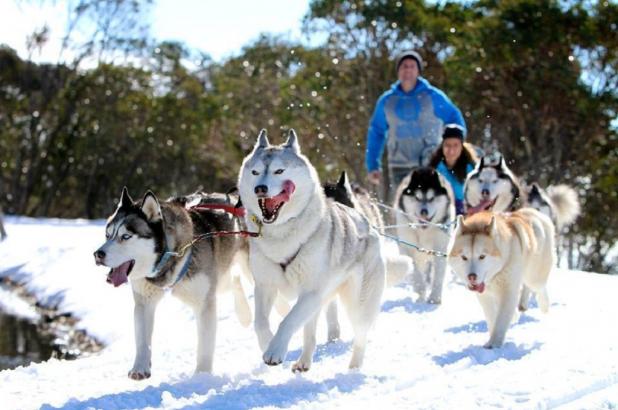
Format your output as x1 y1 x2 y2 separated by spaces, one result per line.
168 248 193 288
151 247 193 289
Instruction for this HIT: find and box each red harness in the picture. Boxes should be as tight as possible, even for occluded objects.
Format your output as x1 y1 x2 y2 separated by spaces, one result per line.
189 203 260 238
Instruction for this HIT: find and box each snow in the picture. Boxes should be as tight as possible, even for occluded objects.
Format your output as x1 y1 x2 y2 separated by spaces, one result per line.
1 216 617 410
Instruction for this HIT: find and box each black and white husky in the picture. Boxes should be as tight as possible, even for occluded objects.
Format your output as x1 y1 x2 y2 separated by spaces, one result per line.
464 156 525 214
93 188 251 379
394 167 455 304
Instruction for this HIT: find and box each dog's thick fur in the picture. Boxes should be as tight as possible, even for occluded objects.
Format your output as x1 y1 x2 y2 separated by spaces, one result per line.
322 171 412 341
447 209 555 348
393 167 455 304
525 183 580 232
238 129 386 371
465 156 525 214
94 189 251 379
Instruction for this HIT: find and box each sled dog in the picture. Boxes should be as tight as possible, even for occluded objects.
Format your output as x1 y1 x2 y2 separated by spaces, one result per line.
238 129 386 371
464 156 524 214
94 189 251 379
447 209 555 348
393 167 455 304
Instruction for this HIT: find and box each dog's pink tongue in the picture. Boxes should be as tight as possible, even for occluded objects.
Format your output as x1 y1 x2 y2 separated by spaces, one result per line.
107 261 131 287
263 180 296 213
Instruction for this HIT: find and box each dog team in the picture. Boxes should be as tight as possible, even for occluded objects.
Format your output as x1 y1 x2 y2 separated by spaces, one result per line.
93 128 580 379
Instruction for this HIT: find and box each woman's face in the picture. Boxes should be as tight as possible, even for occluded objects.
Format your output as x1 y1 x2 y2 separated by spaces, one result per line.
443 138 463 167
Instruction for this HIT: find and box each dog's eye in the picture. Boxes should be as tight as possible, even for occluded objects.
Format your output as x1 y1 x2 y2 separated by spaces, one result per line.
479 254 486 260
478 179 484 184
461 255 468 261
251 170 259 176
121 234 132 241
274 169 284 175
427 197 434 203
492 180 498 184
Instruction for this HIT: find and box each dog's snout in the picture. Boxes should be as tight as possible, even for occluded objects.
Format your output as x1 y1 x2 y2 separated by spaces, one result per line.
468 273 477 282
255 185 268 195
420 208 428 217
94 249 106 263
481 189 490 197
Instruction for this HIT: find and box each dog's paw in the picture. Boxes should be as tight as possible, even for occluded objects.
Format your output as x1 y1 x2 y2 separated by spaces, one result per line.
128 369 151 380
263 341 287 366
483 340 502 349
292 360 311 373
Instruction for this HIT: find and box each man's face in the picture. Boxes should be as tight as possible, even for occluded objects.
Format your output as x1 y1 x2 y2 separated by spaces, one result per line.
397 58 420 84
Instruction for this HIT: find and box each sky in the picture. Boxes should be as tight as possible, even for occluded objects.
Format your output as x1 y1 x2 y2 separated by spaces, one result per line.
0 0 312 63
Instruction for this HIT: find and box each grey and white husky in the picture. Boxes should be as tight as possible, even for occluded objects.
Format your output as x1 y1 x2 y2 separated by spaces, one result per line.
238 129 386 371
464 156 525 214
93 188 251 379
393 167 455 304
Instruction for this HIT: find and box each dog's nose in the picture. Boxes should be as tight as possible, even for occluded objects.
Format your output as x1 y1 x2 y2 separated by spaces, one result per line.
481 189 490 197
420 208 428 217
254 185 268 195
94 250 106 263
468 273 477 282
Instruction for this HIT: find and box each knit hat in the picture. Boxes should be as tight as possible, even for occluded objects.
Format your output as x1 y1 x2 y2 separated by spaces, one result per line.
442 124 465 140
395 50 423 73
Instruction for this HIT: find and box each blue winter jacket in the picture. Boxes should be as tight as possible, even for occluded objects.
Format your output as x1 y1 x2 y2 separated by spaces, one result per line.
365 78 466 172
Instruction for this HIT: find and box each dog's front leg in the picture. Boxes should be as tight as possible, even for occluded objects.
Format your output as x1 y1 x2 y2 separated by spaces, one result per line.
292 313 319 372
263 291 322 366
254 284 276 352
195 295 217 373
129 291 162 380
428 256 447 304
484 285 519 349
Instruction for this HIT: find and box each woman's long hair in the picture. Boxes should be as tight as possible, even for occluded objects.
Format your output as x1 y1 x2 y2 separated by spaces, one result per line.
428 141 478 182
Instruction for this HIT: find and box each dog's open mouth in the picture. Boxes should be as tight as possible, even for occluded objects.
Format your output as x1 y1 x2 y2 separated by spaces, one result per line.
258 180 296 224
106 260 135 287
468 282 485 293
467 198 497 216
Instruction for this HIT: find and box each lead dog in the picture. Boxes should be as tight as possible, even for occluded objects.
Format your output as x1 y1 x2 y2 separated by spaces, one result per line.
238 129 386 371
94 189 251 379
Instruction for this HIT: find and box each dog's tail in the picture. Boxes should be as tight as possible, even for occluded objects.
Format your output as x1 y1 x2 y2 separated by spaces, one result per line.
547 184 580 230
385 254 413 287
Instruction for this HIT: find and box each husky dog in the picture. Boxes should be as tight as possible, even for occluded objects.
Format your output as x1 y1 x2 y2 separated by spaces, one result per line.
0 204 6 241
238 129 386 371
447 209 555 348
93 189 252 379
323 171 384 231
393 167 455 304
464 156 525 214
525 183 580 232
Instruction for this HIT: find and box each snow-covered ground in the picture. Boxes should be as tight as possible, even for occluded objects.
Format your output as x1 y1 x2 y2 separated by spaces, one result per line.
0 216 617 410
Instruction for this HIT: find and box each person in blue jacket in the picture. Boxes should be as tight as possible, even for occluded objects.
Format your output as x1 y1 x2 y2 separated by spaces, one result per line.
365 50 467 199
428 124 478 215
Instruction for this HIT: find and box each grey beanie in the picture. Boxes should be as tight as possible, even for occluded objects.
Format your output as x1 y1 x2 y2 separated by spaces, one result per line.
395 50 423 73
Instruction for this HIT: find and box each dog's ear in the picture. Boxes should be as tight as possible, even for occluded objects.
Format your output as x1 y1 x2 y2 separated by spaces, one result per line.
284 129 300 153
478 157 485 169
119 186 133 209
497 155 505 169
141 191 162 222
254 129 270 151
